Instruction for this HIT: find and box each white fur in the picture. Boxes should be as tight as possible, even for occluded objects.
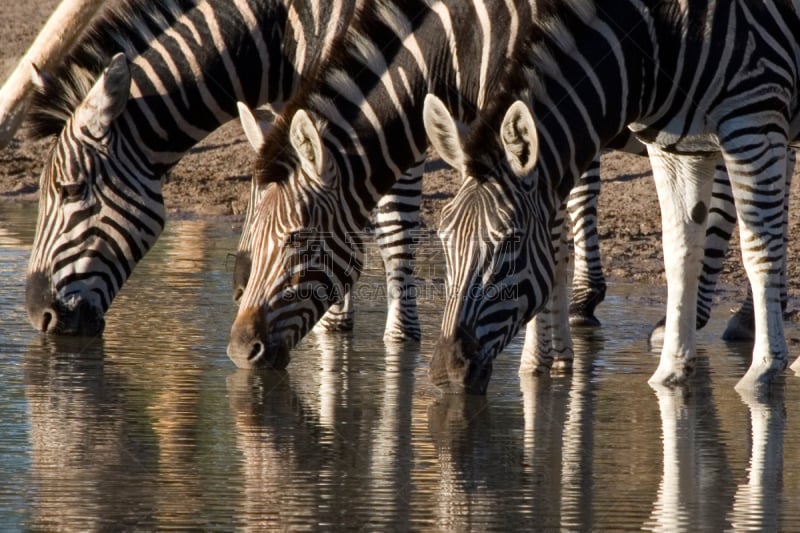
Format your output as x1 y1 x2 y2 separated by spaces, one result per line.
422 94 465 173
73 53 130 140
289 109 327 181
237 102 273 151
501 101 539 176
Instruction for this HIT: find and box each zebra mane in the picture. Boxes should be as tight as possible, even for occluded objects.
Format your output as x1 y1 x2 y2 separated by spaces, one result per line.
253 110 302 185
253 0 404 186
25 0 196 140
462 0 593 181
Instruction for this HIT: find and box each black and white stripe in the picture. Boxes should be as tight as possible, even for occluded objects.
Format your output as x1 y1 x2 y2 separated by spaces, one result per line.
425 0 799 393
226 0 539 368
569 149 794 343
23 0 388 336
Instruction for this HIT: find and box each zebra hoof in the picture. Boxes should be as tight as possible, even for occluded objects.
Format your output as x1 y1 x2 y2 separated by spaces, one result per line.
313 315 355 332
517 361 551 376
648 358 694 387
550 357 574 375
383 327 422 343
569 313 602 328
735 357 787 392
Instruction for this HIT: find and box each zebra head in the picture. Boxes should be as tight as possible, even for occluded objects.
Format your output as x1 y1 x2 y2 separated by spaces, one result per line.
423 95 553 394
227 108 362 369
25 54 166 336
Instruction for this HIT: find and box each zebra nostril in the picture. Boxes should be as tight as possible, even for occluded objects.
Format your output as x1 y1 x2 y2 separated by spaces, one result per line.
233 287 244 305
40 309 54 333
248 341 264 362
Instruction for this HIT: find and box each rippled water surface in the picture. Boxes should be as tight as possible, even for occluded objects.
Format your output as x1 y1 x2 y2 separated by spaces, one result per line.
2 205 800 531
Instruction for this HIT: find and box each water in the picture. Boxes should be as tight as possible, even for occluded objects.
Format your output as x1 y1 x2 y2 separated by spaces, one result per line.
1 205 800 531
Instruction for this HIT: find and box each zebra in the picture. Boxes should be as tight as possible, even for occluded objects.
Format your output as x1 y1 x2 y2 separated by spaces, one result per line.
21 0 428 340
227 0 547 368
226 0 792 371
421 0 800 393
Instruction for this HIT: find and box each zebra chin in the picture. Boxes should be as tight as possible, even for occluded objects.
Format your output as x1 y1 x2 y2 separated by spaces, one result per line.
227 307 292 370
25 272 106 337
429 328 493 395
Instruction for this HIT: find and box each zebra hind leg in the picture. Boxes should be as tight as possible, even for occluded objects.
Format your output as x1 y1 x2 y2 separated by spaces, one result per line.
373 160 424 341
720 130 789 390
649 160 742 347
567 159 606 327
650 151 794 347
647 149 716 386
723 150 793 342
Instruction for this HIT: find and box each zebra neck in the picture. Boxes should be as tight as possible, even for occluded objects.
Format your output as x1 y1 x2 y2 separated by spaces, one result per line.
470 0 666 211
283 0 536 223
114 0 356 171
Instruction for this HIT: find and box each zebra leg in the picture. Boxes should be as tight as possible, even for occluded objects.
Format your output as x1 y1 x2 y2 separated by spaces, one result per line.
649 160 736 346
648 149 717 386
567 158 605 327
519 205 574 374
721 133 789 390
314 292 355 331
723 150 794 341
373 160 423 341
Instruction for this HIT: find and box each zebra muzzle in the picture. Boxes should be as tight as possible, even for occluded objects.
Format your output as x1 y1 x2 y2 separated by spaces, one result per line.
227 307 291 370
429 328 492 395
25 272 105 336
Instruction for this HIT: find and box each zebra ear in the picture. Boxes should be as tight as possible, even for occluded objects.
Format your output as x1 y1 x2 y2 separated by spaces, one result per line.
74 53 130 142
500 100 539 177
237 102 274 152
30 63 49 90
423 94 465 173
289 109 325 178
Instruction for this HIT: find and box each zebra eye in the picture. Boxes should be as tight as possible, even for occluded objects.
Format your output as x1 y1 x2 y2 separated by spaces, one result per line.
59 182 88 203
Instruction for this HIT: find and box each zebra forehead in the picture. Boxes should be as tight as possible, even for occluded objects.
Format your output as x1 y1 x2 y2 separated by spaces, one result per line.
251 183 295 224
254 133 299 186
442 184 516 234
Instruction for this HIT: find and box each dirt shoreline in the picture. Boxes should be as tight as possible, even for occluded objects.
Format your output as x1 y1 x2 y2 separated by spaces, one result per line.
4 0 799 321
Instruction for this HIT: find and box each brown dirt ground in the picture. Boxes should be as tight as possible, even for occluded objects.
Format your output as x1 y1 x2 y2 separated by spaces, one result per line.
2 1 800 318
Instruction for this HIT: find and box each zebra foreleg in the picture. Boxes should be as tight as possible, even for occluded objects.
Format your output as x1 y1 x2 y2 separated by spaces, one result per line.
373 160 424 342
520 206 574 375
722 132 789 390
314 294 355 331
567 159 606 327
648 149 717 386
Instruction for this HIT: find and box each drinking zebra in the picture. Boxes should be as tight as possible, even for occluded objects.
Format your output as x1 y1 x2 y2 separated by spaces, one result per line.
422 0 799 393
227 0 543 368
22 0 427 339
227 0 791 371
